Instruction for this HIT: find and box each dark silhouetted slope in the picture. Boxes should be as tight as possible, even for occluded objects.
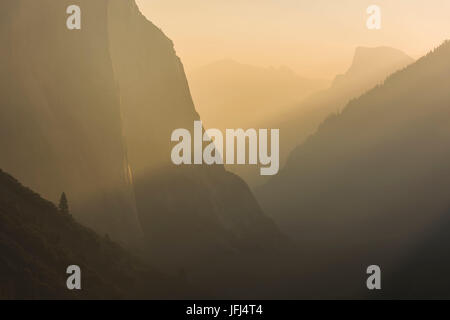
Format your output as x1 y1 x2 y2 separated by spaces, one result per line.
0 0 291 298
382 206 450 299
257 41 450 297
0 169 181 299
266 46 414 171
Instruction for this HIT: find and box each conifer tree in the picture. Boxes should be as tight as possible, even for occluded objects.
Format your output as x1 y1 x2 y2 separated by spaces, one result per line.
58 192 69 214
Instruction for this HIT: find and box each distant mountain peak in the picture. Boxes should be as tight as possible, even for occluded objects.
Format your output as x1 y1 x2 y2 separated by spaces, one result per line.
351 46 413 71
332 46 414 87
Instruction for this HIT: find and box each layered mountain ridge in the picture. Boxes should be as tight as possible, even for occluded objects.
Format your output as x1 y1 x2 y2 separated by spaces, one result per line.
267 46 414 169
256 41 450 297
235 46 414 187
0 0 288 291
188 58 328 131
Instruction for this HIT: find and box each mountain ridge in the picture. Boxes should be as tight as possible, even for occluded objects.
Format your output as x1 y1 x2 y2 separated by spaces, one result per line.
256 40 450 297
244 46 414 188
0 168 183 299
0 0 292 297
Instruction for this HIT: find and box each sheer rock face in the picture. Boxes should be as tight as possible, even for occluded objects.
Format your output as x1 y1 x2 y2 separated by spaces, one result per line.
0 0 286 270
107 0 286 269
0 0 141 245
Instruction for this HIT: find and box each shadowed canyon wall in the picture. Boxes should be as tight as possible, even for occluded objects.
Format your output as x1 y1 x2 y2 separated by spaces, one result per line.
0 0 141 245
0 1 288 291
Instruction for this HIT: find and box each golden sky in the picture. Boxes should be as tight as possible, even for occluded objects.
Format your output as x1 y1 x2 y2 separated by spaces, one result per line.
136 0 450 79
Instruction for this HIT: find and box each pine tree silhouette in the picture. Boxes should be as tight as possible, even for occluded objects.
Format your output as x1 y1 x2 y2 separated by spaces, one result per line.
58 192 69 214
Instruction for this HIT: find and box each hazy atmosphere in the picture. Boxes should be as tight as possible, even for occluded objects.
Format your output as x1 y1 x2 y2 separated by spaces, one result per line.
137 0 450 78
2 0 450 301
